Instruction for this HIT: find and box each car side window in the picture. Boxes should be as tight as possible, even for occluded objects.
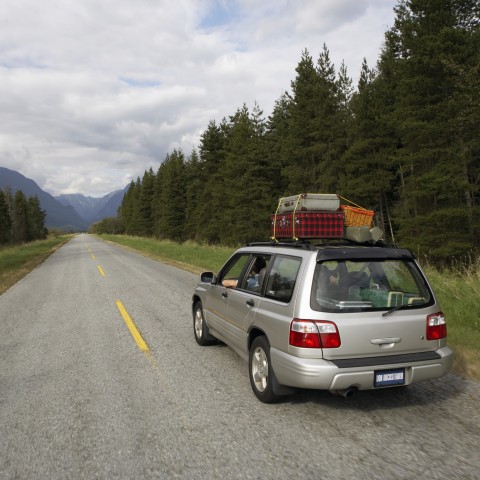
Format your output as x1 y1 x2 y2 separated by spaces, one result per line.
219 254 251 288
239 255 271 293
264 255 302 303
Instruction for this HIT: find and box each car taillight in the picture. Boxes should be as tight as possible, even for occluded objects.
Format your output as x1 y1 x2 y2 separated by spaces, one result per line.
289 319 341 349
426 312 447 340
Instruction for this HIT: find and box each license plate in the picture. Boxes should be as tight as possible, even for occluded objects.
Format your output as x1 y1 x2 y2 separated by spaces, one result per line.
374 368 405 387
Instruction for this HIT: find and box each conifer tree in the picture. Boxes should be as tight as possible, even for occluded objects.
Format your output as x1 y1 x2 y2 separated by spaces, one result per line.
155 150 186 241
118 181 135 233
336 60 354 151
381 0 479 259
195 120 227 243
121 178 142 235
311 45 347 193
12 190 28 243
265 93 292 196
27 195 47 240
282 45 348 194
0 190 12 244
221 104 273 244
183 149 202 240
139 168 155 236
282 49 320 193
341 59 397 239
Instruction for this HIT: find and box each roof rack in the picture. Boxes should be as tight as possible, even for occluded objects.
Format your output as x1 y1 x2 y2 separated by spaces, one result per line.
247 238 393 250
246 240 316 250
312 238 390 248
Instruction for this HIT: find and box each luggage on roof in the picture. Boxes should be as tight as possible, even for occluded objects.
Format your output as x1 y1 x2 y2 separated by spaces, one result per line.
276 193 340 213
270 193 382 243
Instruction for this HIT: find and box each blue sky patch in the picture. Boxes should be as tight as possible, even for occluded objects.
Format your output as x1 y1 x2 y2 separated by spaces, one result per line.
200 0 240 29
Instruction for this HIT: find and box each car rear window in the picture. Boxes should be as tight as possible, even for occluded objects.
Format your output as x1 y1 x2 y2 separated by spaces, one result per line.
310 259 433 312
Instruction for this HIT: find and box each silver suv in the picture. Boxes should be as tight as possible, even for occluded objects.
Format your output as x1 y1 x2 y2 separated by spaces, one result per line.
192 242 453 402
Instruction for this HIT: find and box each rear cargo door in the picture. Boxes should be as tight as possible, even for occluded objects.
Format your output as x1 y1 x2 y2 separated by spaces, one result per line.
312 257 439 360
322 309 438 360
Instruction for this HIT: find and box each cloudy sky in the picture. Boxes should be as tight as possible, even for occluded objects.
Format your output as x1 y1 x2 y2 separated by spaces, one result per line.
0 0 398 197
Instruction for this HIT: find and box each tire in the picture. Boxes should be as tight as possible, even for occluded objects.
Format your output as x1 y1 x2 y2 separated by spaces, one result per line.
249 336 280 403
193 302 215 346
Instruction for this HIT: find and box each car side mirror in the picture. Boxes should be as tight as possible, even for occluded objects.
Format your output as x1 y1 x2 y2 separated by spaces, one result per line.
200 272 216 284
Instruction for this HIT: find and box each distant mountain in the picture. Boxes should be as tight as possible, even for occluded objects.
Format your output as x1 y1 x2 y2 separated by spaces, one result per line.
95 187 129 220
56 186 128 224
0 167 126 231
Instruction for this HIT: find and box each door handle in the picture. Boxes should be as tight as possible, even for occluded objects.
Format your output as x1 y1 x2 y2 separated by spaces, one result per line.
222 291 228 299
370 337 401 345
246 299 255 307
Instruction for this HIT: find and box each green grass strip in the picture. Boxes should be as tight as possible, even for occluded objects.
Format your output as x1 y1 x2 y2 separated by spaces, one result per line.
0 236 72 295
99 235 235 274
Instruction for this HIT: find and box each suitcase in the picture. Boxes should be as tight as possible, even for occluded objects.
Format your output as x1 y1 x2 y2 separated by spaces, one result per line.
271 211 344 239
277 193 340 213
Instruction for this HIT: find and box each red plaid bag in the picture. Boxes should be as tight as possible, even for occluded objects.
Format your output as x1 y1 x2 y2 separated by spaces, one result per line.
271 211 344 239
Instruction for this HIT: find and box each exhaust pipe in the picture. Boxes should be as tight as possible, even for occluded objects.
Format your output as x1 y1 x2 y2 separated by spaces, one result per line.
332 387 357 398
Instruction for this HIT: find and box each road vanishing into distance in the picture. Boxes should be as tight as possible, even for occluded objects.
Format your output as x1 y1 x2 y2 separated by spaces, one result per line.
1 234 479 480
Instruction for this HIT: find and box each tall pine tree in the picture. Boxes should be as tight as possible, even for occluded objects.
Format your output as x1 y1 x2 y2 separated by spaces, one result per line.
0 190 12 244
381 0 480 259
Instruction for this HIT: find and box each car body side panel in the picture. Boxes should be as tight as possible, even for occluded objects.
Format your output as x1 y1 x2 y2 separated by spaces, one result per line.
202 284 231 337
220 288 257 355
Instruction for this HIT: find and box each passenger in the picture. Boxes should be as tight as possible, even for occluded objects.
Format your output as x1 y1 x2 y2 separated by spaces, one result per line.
222 257 267 289
246 258 267 289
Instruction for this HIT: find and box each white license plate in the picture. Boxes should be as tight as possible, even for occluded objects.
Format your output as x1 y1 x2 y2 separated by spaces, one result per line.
374 368 405 387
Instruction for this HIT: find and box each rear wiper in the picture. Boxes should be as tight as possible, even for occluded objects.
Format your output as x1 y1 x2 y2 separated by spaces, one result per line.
382 304 412 317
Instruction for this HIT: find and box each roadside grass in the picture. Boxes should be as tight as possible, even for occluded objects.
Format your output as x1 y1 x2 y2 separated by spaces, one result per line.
422 260 480 381
98 234 235 274
0 235 72 295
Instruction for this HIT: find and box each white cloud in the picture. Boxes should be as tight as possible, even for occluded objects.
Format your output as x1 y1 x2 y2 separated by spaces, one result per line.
0 0 397 196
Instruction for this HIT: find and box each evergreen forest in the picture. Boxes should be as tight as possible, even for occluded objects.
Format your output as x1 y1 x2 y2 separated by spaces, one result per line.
91 0 480 263
0 189 47 245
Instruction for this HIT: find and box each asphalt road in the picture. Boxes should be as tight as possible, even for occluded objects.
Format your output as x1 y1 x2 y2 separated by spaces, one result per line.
1 234 479 480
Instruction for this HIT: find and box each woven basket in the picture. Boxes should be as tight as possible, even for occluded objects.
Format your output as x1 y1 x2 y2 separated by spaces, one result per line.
341 205 374 227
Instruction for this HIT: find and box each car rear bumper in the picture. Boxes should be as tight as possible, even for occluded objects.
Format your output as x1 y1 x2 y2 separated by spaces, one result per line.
270 346 454 391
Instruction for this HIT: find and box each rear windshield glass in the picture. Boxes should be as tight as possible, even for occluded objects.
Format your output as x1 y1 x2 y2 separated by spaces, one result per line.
310 259 433 312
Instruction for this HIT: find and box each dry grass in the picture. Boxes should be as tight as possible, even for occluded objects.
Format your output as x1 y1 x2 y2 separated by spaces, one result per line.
423 257 480 381
451 347 480 380
0 236 72 295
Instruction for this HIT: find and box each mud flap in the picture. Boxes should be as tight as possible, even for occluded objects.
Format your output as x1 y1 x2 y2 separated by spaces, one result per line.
271 367 296 396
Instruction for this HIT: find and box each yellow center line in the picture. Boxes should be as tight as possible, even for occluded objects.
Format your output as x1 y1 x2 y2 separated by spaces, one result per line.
91 254 96 260
97 265 105 276
115 300 150 353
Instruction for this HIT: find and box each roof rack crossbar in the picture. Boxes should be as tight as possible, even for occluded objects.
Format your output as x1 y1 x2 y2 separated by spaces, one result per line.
247 240 316 250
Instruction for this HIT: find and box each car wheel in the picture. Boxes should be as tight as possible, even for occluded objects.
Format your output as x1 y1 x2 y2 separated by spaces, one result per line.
249 336 280 403
193 302 215 346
